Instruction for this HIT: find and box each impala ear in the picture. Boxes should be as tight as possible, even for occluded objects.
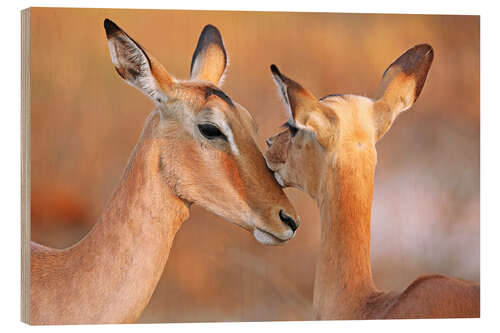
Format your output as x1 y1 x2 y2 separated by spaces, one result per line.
270 64 318 127
104 19 175 103
270 65 337 147
373 44 434 141
190 25 228 86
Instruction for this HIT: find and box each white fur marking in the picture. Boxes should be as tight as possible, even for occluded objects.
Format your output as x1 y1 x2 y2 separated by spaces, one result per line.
274 172 285 187
218 120 239 155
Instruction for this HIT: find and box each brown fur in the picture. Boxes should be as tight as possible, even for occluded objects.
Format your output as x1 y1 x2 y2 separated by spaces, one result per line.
265 45 479 320
30 21 298 325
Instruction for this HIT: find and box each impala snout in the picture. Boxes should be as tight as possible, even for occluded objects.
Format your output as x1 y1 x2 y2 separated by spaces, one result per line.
253 207 300 245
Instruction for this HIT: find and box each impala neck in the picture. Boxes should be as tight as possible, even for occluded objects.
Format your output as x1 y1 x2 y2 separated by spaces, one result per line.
313 152 377 319
65 112 189 323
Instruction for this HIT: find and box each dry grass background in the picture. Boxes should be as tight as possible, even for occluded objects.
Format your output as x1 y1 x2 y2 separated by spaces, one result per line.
29 8 479 322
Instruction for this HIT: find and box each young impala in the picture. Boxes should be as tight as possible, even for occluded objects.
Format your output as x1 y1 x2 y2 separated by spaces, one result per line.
265 44 479 319
29 19 299 325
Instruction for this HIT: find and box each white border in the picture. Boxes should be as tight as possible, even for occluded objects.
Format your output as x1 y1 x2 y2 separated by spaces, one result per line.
1 1 498 332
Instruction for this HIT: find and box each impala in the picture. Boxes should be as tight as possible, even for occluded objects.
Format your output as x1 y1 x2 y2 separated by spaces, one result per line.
265 44 479 319
30 19 299 324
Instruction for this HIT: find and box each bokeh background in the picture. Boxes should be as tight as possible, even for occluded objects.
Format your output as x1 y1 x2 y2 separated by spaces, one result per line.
29 8 479 322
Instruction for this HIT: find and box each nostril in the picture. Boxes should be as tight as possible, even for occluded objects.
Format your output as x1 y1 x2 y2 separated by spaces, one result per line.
279 210 298 232
266 138 272 148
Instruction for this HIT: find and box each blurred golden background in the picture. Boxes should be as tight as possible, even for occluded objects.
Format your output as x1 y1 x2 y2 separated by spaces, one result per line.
29 8 479 322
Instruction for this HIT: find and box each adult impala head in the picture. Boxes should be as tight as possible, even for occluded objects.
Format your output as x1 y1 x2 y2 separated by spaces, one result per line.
104 19 299 244
265 46 479 320
265 45 433 202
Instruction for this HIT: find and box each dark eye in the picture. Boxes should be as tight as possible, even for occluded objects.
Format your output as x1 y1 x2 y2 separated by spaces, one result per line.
285 123 299 137
198 123 227 140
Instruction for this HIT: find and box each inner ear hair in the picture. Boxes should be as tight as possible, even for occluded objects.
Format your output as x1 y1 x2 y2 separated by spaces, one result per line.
104 18 174 103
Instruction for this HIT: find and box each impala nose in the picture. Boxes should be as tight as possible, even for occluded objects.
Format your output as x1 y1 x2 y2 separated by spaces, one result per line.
279 210 299 232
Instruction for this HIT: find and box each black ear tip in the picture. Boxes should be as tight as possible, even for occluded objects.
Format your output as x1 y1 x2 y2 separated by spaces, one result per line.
200 24 222 41
202 24 219 32
416 43 432 51
196 24 225 53
413 43 434 61
415 43 433 52
424 44 434 60
104 18 120 36
270 64 280 76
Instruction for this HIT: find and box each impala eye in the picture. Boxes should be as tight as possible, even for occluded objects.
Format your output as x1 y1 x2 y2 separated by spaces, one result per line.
198 123 227 140
285 122 299 137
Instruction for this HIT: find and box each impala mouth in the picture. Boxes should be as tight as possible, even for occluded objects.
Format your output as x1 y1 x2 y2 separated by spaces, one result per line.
253 227 291 245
